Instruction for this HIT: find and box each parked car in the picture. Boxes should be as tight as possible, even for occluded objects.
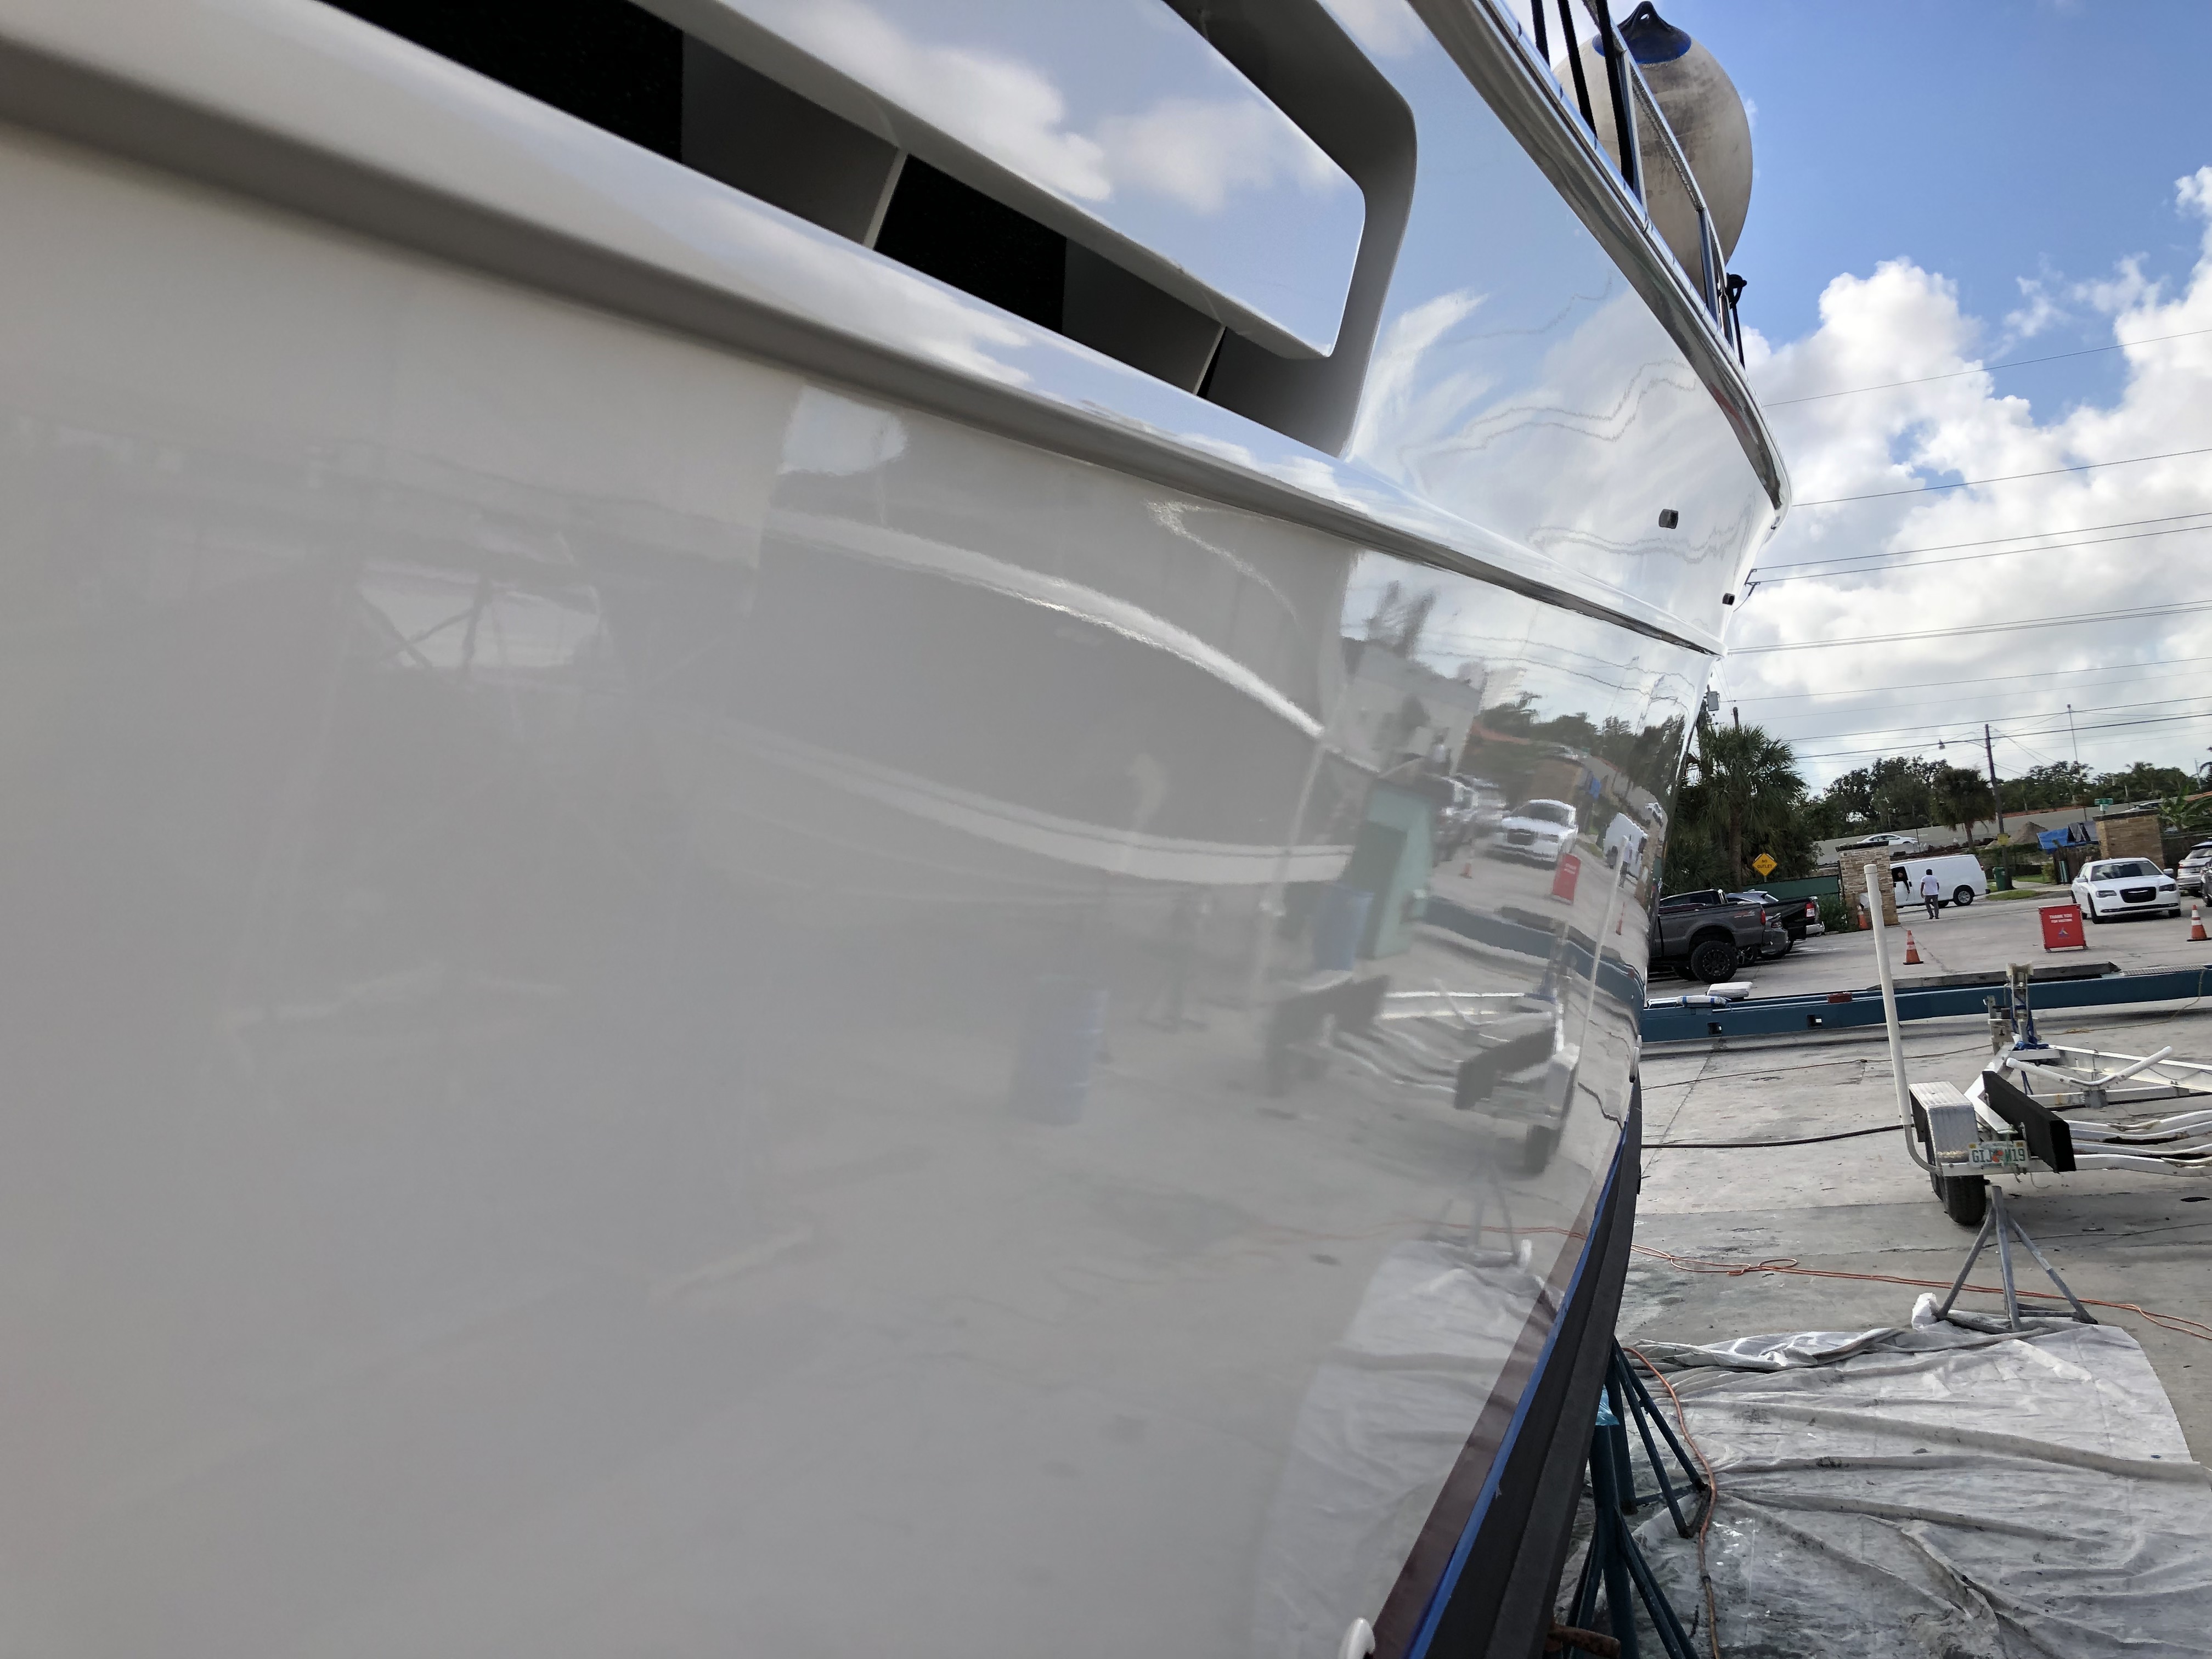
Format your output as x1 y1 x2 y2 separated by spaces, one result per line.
1733 888 1822 941
1650 890 1790 981
2177 841 2212 898
1454 774 1506 836
1436 775 1505 856
1888 854 1988 911
1492 798 1577 865
2072 858 2181 922
1843 831 1923 854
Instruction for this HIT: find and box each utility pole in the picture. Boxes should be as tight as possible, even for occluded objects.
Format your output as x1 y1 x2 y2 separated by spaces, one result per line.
2067 703 2080 771
1731 704 1740 729
1984 723 2004 841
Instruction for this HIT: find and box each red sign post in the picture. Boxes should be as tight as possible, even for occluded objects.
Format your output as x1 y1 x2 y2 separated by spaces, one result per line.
2038 904 2086 952
1550 852 1581 904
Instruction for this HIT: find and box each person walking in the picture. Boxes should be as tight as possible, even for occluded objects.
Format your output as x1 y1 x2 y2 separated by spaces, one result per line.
1918 867 1942 921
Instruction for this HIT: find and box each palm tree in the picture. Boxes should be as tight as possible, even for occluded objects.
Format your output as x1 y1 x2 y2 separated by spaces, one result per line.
1682 723 1807 887
2160 789 2212 837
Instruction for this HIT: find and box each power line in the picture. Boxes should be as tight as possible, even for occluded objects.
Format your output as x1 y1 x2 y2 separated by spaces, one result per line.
1794 707 2212 763
1746 520 2212 585
1729 654 2212 703
1795 445 2212 506
1763 324 2212 406
1765 691 2212 747
1728 597 2212 653
1756 509 2212 570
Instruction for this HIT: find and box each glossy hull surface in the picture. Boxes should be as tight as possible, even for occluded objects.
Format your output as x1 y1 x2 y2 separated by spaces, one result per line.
0 3 1779 1654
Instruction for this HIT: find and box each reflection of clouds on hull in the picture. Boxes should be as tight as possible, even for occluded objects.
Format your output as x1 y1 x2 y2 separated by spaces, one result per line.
653 710 1352 899
1250 1243 1554 1659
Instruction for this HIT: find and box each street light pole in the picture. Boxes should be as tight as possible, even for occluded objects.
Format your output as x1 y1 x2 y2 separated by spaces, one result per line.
2067 703 2080 771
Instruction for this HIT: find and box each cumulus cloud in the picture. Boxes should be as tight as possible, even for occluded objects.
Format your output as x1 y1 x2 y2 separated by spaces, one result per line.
2003 269 2066 341
2075 253 2160 317
1723 166 2212 788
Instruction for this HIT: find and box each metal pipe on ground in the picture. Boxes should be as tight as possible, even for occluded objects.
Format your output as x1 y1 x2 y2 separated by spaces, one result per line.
1868 861 1932 1171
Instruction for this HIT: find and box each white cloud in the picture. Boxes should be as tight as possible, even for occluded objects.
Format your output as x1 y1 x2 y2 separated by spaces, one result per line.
2003 270 2065 340
2074 253 2159 316
1724 170 2212 789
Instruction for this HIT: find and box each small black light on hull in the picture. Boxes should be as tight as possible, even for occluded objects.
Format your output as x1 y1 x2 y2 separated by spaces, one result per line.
1721 592 1735 606
1657 508 1680 528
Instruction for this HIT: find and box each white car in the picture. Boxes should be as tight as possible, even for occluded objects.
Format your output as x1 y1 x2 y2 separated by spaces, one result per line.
1846 831 1923 855
1493 799 1577 865
2072 857 2181 923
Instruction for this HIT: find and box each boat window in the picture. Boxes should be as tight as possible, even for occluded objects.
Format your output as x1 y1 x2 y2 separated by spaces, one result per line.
322 0 684 156
315 0 1403 447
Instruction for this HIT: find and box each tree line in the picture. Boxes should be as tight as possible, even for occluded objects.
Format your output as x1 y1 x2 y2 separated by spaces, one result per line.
1659 727 2211 893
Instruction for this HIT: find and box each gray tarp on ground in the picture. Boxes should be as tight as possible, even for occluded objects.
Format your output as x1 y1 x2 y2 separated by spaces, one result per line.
1628 1323 2212 1658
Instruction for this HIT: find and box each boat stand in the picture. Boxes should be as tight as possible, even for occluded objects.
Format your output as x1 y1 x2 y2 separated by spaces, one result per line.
1560 1346 1708 1658
1933 1182 2097 1331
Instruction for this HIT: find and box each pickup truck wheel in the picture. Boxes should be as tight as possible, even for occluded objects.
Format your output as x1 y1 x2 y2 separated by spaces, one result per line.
1938 1171 1987 1228
1953 887 1974 907
1687 937 1738 983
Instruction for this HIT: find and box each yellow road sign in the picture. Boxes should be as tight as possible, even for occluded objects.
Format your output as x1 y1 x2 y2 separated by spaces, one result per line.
1751 853 1778 877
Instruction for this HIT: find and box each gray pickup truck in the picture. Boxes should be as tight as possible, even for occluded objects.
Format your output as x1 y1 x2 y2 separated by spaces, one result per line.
1649 889 1790 983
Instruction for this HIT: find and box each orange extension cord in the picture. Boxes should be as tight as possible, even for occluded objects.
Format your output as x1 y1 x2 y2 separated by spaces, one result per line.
1621 1346 1723 1659
1629 1244 2212 1343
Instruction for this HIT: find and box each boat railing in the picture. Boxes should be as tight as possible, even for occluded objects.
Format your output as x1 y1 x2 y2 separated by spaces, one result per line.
1620 45 1746 363
1519 0 1746 364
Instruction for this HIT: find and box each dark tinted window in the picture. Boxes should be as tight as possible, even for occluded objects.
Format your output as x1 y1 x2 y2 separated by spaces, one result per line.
323 0 682 156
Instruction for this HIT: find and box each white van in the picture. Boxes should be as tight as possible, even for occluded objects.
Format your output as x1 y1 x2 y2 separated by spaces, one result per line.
1892 854 1988 911
1602 810 1649 872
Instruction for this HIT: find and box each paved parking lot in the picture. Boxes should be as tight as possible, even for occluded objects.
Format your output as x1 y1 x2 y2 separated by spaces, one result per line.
1718 880 2211 995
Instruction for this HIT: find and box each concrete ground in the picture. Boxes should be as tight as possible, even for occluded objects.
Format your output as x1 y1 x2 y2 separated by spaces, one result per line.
1628 897 2212 1459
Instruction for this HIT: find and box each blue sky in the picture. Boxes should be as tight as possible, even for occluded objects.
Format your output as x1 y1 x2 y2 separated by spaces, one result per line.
1668 0 2212 413
1672 0 2212 413
1633 2 2212 792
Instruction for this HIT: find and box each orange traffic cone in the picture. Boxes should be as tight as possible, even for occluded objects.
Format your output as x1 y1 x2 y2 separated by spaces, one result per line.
2192 905 2208 943
1903 930 1922 965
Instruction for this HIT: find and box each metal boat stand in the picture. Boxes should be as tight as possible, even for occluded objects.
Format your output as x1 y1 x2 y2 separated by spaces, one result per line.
1561 1346 1709 1658
1933 1183 2098 1331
